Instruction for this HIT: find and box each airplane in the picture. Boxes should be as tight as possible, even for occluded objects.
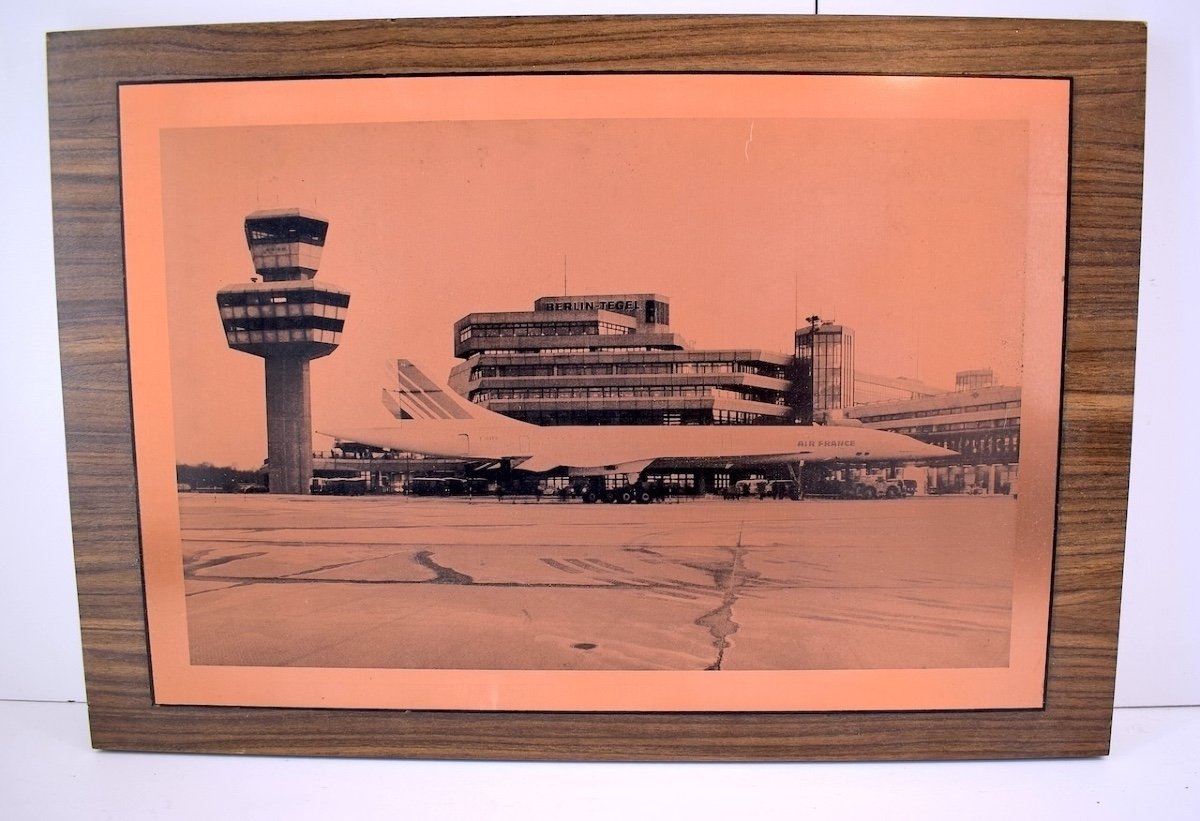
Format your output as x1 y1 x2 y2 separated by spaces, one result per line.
324 360 957 502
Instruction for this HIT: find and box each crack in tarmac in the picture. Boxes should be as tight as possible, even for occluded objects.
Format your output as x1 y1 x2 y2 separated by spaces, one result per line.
185 551 414 596
413 550 474 584
184 546 742 612
694 524 752 671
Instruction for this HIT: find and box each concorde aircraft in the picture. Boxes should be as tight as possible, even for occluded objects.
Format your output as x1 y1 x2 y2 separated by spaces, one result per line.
326 360 955 500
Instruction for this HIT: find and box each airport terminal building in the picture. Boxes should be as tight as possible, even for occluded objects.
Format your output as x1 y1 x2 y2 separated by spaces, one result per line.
845 373 1022 495
447 294 796 427
319 291 1021 496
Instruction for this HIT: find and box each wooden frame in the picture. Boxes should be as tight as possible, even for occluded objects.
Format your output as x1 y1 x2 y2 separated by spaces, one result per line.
48 15 1145 760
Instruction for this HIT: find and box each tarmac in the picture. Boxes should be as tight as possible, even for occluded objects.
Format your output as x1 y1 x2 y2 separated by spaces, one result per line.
180 493 1015 671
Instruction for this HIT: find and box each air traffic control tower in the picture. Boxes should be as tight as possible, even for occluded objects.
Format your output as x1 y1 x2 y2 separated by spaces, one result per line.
217 209 350 494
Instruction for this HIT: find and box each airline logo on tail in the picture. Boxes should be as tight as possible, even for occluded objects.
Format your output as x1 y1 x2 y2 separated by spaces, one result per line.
385 360 474 421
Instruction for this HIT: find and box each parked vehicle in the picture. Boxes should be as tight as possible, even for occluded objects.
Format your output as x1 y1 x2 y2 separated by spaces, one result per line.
733 479 770 498
407 476 489 496
844 476 907 499
310 476 367 495
232 482 268 494
766 479 800 500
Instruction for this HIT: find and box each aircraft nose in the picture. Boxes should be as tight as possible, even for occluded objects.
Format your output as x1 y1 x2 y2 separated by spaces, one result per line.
926 442 958 458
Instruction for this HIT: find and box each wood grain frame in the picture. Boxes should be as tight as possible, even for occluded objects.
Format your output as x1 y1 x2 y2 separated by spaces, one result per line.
47 15 1145 760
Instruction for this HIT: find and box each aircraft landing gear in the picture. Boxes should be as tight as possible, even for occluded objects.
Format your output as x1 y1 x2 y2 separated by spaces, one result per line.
577 478 655 505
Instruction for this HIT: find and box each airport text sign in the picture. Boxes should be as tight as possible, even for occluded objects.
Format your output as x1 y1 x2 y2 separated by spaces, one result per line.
539 299 640 313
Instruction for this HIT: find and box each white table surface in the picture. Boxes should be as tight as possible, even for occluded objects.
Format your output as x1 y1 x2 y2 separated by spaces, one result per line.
5 701 1198 820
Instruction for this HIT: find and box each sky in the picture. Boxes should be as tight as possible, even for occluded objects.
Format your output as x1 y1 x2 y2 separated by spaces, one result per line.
142 75 1064 468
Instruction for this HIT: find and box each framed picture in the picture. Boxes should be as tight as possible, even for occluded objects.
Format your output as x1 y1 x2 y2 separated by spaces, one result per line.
47 15 1145 759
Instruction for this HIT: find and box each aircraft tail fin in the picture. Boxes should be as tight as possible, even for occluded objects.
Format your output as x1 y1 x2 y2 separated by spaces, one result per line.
383 359 528 428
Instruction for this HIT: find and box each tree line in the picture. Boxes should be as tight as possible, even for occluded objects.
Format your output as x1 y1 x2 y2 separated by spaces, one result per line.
176 463 263 491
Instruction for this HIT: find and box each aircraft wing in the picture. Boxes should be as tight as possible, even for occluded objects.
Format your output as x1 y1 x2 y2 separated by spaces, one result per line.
516 439 820 474
511 453 567 473
643 451 821 469
521 448 820 475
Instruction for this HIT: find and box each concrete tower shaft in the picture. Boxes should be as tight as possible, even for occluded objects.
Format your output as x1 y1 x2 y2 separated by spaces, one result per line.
217 209 349 494
264 356 314 498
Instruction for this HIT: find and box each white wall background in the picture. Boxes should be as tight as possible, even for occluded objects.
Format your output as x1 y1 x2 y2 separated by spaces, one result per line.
2 3 1194 809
